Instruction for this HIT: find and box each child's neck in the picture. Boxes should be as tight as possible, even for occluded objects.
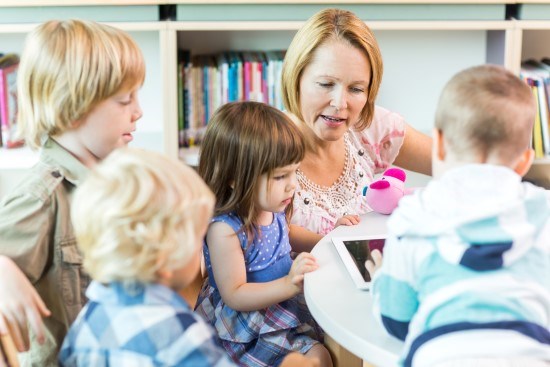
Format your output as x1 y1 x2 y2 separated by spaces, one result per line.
256 211 274 226
53 133 100 168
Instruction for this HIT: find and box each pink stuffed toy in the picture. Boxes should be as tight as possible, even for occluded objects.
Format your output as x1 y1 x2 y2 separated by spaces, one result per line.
363 167 414 215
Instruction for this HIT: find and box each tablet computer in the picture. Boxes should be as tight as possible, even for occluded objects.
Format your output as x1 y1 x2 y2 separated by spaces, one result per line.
332 235 387 290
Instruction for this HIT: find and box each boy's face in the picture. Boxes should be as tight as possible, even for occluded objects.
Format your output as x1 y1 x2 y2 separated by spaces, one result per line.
74 87 142 162
166 214 210 292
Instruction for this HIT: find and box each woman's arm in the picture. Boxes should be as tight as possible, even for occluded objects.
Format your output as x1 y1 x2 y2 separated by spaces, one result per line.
288 224 323 253
208 222 318 312
393 123 433 176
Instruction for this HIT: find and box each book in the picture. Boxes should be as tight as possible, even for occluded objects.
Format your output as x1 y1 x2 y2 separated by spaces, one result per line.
521 61 550 156
0 53 22 149
526 78 545 158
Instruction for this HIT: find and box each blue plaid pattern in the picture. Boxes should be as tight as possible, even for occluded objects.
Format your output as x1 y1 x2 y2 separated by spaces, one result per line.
59 281 236 367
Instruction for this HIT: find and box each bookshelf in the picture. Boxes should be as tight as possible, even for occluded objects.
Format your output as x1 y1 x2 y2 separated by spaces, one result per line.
516 1 550 187
2 1 550 196
171 1 514 169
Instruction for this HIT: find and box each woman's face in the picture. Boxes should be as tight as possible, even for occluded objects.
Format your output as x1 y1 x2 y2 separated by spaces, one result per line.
299 40 371 142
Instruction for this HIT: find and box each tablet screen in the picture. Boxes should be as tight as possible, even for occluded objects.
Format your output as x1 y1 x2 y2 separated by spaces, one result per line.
342 238 385 282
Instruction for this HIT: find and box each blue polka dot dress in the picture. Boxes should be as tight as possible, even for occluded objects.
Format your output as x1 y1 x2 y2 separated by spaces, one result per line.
195 212 323 367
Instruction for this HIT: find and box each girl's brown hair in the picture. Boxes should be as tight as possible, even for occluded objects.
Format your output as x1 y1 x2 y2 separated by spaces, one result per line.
199 101 305 237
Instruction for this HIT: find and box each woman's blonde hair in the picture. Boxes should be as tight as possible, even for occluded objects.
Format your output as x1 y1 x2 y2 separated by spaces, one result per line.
198 101 305 237
282 8 383 131
17 19 146 149
71 147 214 284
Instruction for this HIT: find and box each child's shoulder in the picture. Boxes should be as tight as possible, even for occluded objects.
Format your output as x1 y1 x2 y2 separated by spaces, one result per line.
211 212 243 229
1 159 64 206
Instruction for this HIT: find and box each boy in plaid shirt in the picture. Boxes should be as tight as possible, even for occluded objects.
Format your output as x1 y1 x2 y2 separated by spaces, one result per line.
58 148 234 366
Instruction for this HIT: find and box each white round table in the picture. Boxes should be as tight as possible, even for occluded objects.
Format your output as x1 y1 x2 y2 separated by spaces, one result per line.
304 212 403 367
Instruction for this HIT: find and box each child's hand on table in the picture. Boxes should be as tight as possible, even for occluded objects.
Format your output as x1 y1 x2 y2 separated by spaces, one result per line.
287 252 319 292
365 249 383 278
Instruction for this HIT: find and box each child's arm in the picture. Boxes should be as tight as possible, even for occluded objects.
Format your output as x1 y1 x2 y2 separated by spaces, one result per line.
208 222 318 312
0 256 50 352
369 238 419 341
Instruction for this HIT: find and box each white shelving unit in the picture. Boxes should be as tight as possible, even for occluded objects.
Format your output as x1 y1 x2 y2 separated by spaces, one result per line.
515 2 550 186
1 1 550 196
0 3 168 197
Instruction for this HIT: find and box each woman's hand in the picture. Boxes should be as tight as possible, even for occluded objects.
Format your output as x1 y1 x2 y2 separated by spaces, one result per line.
287 252 319 292
0 256 50 352
365 249 383 278
334 214 360 228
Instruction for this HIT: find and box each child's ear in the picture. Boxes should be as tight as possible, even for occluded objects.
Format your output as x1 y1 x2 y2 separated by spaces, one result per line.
156 268 173 282
70 118 83 129
513 148 534 177
432 128 446 161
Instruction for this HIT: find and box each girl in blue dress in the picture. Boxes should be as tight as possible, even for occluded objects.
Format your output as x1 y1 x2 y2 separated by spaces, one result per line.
195 101 332 367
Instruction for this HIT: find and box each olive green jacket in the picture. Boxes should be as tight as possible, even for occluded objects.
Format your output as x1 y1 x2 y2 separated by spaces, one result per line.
0 138 90 366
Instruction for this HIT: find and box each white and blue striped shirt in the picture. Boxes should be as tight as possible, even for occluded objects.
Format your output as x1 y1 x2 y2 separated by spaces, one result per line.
372 164 550 366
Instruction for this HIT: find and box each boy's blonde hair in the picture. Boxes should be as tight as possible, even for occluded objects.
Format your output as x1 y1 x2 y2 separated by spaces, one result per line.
17 19 146 149
199 101 305 237
71 148 214 284
282 8 383 130
435 64 536 164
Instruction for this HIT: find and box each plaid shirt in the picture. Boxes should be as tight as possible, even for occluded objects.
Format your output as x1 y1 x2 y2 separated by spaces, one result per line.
59 281 236 367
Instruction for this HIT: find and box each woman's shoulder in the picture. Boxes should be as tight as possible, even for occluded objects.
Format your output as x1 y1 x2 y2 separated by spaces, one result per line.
371 105 406 128
350 105 406 142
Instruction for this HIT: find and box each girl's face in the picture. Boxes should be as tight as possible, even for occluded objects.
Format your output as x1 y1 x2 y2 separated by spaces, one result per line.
256 162 300 222
299 40 371 142
74 87 142 163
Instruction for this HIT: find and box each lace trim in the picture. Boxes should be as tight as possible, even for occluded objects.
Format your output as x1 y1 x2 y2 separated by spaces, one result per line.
296 133 351 192
295 133 373 215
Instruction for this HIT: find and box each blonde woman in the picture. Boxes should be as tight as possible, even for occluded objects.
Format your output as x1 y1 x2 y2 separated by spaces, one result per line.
282 9 432 250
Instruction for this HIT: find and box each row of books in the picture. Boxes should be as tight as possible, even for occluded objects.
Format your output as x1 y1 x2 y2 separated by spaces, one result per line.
520 59 550 159
0 53 22 149
177 50 286 147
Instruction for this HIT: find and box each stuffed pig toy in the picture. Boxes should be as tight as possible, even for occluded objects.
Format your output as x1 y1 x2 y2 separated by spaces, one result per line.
362 167 414 215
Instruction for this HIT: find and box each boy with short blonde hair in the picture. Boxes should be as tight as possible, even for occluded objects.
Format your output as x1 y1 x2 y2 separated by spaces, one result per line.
370 65 550 366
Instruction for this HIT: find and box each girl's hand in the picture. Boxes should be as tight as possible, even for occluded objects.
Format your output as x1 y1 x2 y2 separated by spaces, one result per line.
365 249 383 278
287 252 318 292
0 256 50 352
335 214 360 228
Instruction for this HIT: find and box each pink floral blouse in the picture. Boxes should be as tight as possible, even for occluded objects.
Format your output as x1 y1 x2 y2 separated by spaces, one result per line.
291 105 406 235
